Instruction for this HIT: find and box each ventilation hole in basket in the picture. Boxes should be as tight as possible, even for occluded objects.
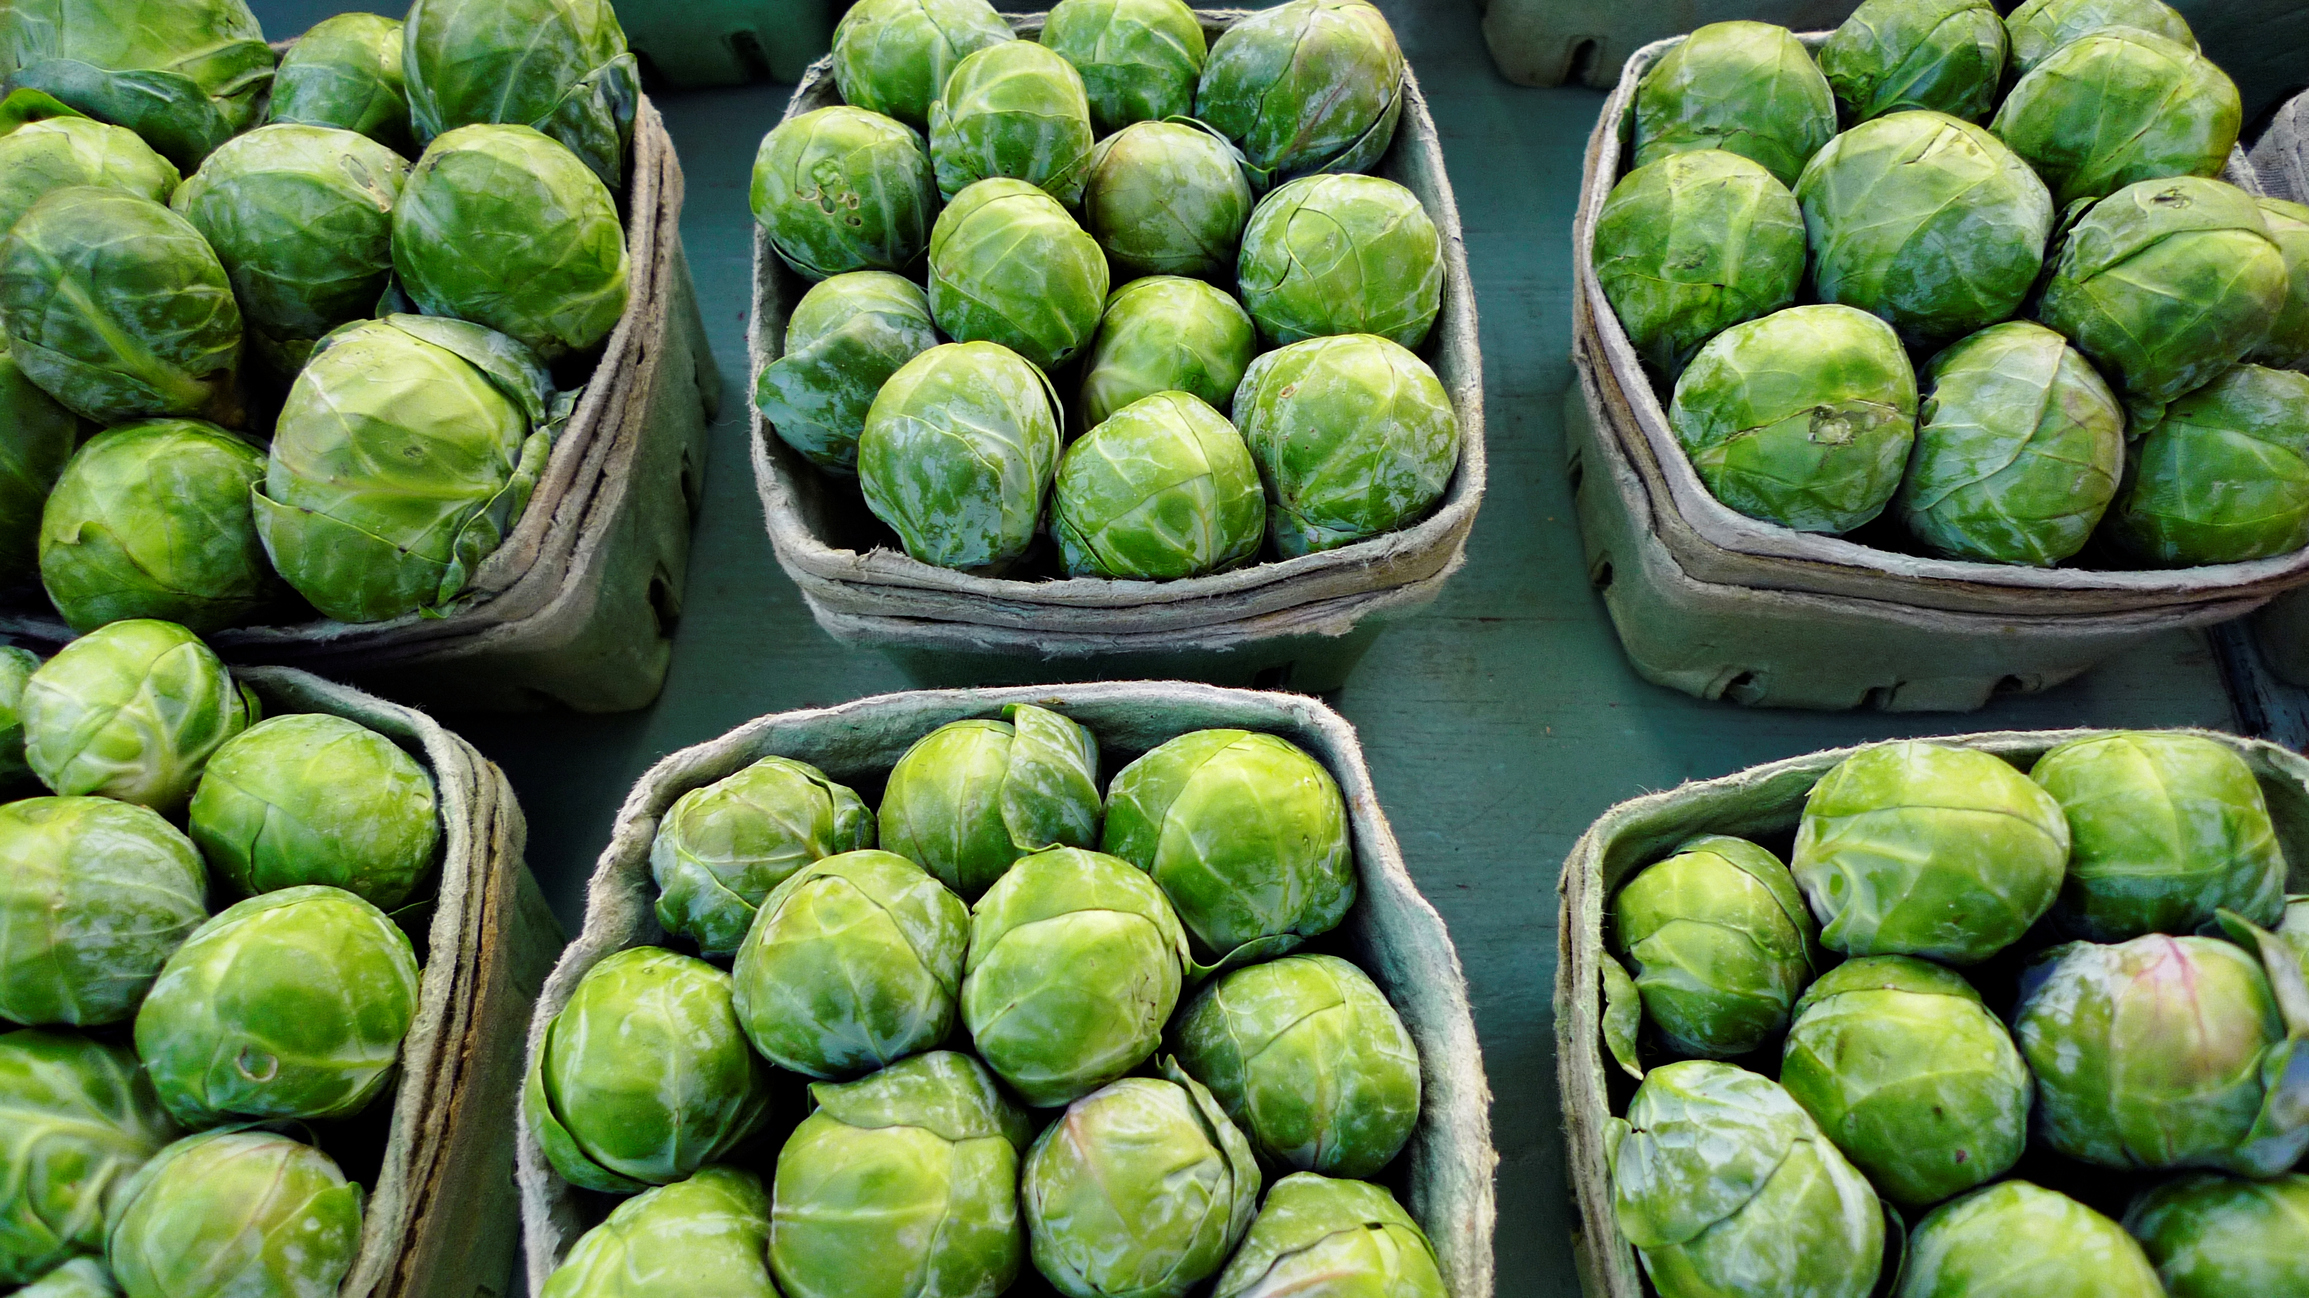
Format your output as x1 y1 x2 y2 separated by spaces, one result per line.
1865 685 1901 710
1589 558 1614 592
1567 38 1603 85
728 29 774 83
1567 455 1585 494
1722 671 1764 705
679 447 704 520
1993 674 2029 697
649 570 683 640
1253 664 1295 691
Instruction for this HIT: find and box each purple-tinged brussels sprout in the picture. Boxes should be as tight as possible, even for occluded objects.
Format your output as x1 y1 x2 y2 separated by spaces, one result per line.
1237 173 1441 349
2005 0 2196 74
930 41 1094 205
0 1030 177 1284
1041 0 1206 137
1081 120 1253 281
1212 1174 1445 1298
0 115 179 242
2105 364 2309 565
830 0 1015 132
1631 22 1834 187
1593 150 1804 377
2123 1172 2309 1298
0 337 89 585
1051 391 1264 581
0 0 276 169
402 0 639 190
1079 276 1256 428
755 272 938 475
750 107 937 282
879 706 1101 900
650 754 874 957
1898 1180 2162 1298
0 799 205 1028
2249 197 2309 372
1819 0 2007 125
542 1166 775 1298
857 341 1063 574
19 619 252 812
105 1129 361 1298
265 12 411 154
1611 834 1820 1059
928 178 1108 373
1991 25 2238 208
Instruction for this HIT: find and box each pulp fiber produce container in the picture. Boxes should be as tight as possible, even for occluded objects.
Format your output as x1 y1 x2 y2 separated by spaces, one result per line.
621 0 835 87
1570 33 2309 712
2246 94 2309 687
1554 727 2309 1298
0 98 717 715
515 682 1497 1298
749 9 1487 694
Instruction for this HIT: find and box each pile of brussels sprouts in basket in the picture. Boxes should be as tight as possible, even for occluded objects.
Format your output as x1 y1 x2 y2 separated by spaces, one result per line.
1592 0 2309 571
0 618 450 1298
0 0 640 631
750 0 1463 579
528 703 1444 1298
1602 730 2309 1298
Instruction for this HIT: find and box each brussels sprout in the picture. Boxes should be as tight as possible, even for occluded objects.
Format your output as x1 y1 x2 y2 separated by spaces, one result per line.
961 847 1189 1107
1041 0 1206 136
1991 26 2238 209
1171 954 1419 1178
189 713 441 911
1794 741 2069 963
650 755 874 957
542 1166 775 1298
750 107 937 282
1779 956 2029 1208
1797 112 2052 343
105 1129 361 1298
1022 1062 1260 1298
1079 277 1256 428
1632 22 1835 187
1899 1180 2161 1298
265 13 411 154
0 337 88 583
1237 174 1441 350
1081 121 1253 281
755 272 938 474
1819 0 2007 125
255 315 556 624
1896 321 2124 565
0 645 35 787
0 187 241 427
2252 198 2309 372
1103 729 1354 965
402 0 639 190
0 115 179 241
1052 391 1264 581
0 0 276 168
930 41 1094 205
0 799 205 1027
37 421 277 634
1610 834 1820 1059
2123 1172 2309 1298
830 0 1016 132
1609 1061 1884 1298
2005 0 2196 74
1592 150 1805 377
526 946 774 1192
20 619 252 811
1667 305 1918 534
769 1052 1032 1298
2105 364 2309 565
0 1030 177 1284
1212 1174 1445 1298
1194 0 1403 186
20 1257 118 1298
928 179 1108 373
1235 334 1459 557
880 706 1101 899
2285 895 2309 962
857 341 1063 573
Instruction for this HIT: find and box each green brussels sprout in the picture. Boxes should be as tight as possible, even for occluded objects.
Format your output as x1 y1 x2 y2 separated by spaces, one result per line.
1991 26 2239 209
2123 1172 2309 1298
857 341 1063 574
750 107 937 282
0 645 35 786
1052 391 1264 580
0 115 179 241
1237 174 1441 350
1235 334 1460 557
650 755 874 957
105 1129 361 1298
1794 741 2069 963
1819 0 2008 125
542 1166 775 1298
928 178 1108 373
0 0 276 169
830 0 1016 132
171 123 407 375
0 336 88 583
19 1257 118 1298
1041 0 1206 136
1797 112 2053 343
961 847 1189 1107
2251 197 2309 372
1592 150 1804 377
255 315 556 624
2005 0 2196 75
37 421 277 635
1610 834 1820 1059
0 1030 177 1284
1667 305 1918 535
403 0 639 190
1899 1180 2162 1298
189 713 441 912
1079 276 1256 428
2285 895 2309 962
525 946 774 1192
1631 21 1836 187
1779 956 2029 1209
1194 0 1403 186
1609 1061 1885 1298
755 272 937 474
394 124 628 361
879 705 1101 899
0 187 241 427
1170 954 1419 1178
265 13 411 154
930 41 1094 205
1081 121 1253 281
1022 1061 1260 1298
20 619 252 812
1896 321 2125 565
2105 364 2309 565
768 1052 1032 1298
0 798 205 1027
1211 1174 1445 1298
1103 729 1354 966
